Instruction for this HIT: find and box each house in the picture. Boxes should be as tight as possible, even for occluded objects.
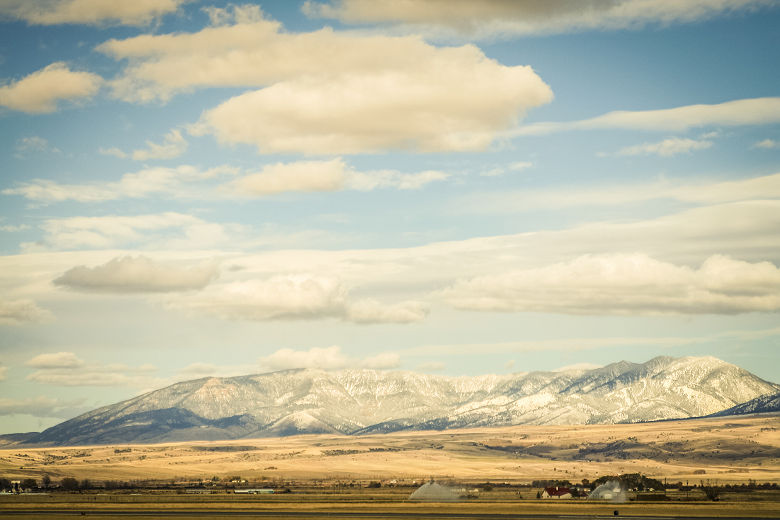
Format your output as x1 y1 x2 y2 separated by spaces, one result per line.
541 486 573 499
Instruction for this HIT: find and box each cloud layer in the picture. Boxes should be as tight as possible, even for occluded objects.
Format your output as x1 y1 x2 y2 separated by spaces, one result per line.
172 275 428 324
24 212 237 251
458 172 780 213
4 160 447 203
25 351 159 387
515 97 780 136
440 254 780 315
0 62 102 113
305 0 774 39
0 0 187 26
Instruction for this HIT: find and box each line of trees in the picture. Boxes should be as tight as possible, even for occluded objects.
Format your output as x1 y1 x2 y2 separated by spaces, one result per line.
0 476 97 492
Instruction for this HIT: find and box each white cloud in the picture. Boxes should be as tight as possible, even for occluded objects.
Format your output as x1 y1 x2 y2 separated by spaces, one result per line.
480 161 533 177
514 97 780 136
0 299 50 325
99 8 552 153
4 164 238 203
171 274 428 324
23 212 238 251
25 353 162 388
54 255 218 293
0 0 188 26
260 345 400 371
0 396 85 418
4 161 441 204
14 136 60 157
99 146 128 159
439 254 780 315
26 352 84 369
609 137 713 157
171 275 346 321
753 138 779 149
0 62 102 113
131 129 188 161
227 158 448 196
304 0 774 39
230 159 346 195
457 172 780 213
0 224 29 232
198 63 550 154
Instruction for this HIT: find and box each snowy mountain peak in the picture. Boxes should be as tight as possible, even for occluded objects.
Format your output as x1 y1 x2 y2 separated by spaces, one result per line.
28 355 779 446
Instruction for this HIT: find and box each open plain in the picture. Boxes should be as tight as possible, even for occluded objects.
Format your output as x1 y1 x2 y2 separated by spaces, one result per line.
1 414 778 484
1 414 779 518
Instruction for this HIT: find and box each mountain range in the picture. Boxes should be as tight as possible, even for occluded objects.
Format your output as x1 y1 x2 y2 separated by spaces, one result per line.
21 355 780 446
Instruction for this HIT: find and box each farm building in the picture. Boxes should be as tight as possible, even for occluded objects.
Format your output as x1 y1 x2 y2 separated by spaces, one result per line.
541 486 572 499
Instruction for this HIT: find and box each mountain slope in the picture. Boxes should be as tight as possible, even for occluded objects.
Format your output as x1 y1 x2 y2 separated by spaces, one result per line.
708 391 780 417
27 356 779 446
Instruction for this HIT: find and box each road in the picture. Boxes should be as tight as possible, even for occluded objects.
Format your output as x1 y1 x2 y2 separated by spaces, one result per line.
0 510 777 519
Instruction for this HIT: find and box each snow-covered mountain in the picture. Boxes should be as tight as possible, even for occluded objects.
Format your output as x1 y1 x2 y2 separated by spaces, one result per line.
709 391 780 417
29 356 779 446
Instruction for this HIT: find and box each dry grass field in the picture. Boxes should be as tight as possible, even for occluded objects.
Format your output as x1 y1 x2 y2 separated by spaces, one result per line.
1 413 778 486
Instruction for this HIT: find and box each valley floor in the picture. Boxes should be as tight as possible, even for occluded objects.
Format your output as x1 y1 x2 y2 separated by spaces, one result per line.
1 414 778 485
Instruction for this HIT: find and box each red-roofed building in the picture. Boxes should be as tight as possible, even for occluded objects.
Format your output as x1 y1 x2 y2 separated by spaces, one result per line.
541 486 572 499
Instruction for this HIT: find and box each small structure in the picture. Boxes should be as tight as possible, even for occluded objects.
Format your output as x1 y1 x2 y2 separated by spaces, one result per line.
409 480 460 502
235 488 274 494
541 486 572 499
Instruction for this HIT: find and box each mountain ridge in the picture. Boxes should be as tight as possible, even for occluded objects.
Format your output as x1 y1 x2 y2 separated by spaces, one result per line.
22 355 780 446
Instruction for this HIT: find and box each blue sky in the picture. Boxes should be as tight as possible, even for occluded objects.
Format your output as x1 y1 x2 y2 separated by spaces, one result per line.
0 0 779 434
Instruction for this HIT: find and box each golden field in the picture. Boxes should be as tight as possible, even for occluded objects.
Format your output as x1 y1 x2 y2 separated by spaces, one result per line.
1 413 778 485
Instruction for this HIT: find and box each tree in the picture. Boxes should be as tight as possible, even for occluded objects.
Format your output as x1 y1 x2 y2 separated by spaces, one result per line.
61 477 79 491
701 480 721 501
21 478 37 490
80 479 92 490
42 475 51 489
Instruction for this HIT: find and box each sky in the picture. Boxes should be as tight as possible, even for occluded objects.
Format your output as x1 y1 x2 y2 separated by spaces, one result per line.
0 0 779 435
